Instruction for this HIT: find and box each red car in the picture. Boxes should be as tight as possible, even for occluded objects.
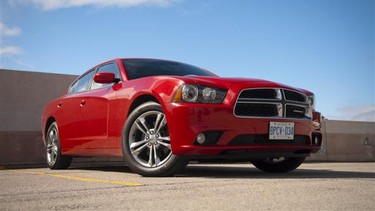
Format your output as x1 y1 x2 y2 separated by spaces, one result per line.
41 58 322 176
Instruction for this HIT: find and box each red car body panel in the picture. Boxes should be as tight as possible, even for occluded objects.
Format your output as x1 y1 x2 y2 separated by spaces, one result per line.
41 58 322 159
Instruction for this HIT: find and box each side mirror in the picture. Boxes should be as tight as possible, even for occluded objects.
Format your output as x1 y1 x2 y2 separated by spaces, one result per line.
93 72 119 84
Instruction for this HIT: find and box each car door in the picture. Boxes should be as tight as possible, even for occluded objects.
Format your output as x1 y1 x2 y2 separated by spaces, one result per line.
78 62 121 149
57 69 96 150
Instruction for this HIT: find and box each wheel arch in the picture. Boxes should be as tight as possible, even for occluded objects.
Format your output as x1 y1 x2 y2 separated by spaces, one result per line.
127 94 161 117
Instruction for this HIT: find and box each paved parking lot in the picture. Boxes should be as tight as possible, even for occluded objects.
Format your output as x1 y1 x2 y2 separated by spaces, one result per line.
1 162 374 210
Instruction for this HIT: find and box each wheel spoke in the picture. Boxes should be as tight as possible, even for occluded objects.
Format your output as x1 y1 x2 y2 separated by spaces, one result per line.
157 141 171 150
157 136 171 150
153 145 160 166
49 130 55 140
49 154 53 162
46 144 52 153
52 146 58 154
130 139 149 150
135 121 148 135
147 145 153 166
47 128 58 164
131 142 149 156
154 113 166 134
158 136 170 141
139 117 151 133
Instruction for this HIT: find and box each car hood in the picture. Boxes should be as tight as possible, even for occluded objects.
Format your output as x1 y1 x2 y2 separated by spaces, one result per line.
172 75 309 94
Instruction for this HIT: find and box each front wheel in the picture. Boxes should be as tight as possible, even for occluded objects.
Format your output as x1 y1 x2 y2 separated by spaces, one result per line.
251 157 305 173
122 102 188 177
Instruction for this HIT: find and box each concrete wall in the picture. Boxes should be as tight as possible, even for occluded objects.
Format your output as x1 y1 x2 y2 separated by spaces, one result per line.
0 69 77 131
0 69 77 165
308 120 375 161
0 69 374 166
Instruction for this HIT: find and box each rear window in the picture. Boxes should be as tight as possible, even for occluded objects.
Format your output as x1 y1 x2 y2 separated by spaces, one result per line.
122 59 215 80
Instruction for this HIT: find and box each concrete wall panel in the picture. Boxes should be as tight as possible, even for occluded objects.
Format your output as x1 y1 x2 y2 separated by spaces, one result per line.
0 131 44 165
0 69 77 131
308 120 374 161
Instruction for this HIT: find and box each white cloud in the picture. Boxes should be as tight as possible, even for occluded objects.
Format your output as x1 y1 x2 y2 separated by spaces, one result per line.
330 105 375 122
0 23 22 37
13 0 181 10
0 46 24 56
0 22 24 56
350 106 375 122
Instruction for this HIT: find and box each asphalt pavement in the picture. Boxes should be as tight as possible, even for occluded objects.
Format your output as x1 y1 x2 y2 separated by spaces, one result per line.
1 162 374 210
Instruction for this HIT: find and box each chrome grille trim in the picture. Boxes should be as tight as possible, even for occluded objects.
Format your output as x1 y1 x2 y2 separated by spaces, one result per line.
234 88 311 119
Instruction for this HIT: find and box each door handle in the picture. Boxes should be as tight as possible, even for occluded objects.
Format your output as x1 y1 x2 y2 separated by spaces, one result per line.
57 102 62 108
80 100 86 106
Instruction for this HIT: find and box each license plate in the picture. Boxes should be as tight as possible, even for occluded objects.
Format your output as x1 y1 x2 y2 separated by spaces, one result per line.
269 122 295 140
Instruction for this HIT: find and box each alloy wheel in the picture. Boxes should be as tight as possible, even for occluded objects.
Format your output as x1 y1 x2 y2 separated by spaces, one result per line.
46 127 59 166
128 111 172 168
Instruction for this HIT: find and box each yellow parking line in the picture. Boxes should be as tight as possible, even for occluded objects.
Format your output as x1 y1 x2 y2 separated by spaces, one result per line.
9 170 141 187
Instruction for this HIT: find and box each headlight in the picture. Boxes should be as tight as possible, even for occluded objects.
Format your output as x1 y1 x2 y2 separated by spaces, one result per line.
308 94 316 111
181 84 199 102
173 84 227 103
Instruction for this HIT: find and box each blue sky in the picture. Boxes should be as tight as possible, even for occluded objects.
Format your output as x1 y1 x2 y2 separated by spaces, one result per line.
1 0 374 121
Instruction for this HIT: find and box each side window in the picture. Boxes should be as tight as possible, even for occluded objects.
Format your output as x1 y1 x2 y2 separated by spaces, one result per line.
90 63 121 90
67 80 78 94
70 70 96 94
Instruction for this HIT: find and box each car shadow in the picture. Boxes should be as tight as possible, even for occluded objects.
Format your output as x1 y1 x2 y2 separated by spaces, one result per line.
180 164 375 179
69 162 375 179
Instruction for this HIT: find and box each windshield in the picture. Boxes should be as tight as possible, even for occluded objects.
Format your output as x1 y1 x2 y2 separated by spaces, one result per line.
122 59 216 80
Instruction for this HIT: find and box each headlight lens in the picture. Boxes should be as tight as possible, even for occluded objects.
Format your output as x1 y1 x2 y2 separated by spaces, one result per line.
202 87 216 101
173 84 227 103
181 84 199 102
308 94 315 111
306 94 316 119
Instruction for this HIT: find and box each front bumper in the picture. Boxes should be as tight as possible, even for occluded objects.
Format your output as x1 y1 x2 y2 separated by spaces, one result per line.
164 102 322 159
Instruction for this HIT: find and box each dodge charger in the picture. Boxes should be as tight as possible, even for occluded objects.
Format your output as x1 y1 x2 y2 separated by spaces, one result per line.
41 58 322 176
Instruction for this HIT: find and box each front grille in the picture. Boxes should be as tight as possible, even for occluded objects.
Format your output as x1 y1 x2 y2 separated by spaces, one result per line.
234 88 310 119
284 90 307 102
238 89 278 99
286 105 306 118
234 103 279 117
229 134 310 146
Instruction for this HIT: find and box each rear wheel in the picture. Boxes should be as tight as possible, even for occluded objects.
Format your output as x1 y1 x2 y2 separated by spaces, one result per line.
46 122 72 169
122 102 188 176
251 157 305 173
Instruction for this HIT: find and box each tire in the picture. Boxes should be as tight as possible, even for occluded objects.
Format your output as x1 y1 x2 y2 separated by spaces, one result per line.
122 102 189 177
46 122 72 169
251 157 305 173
